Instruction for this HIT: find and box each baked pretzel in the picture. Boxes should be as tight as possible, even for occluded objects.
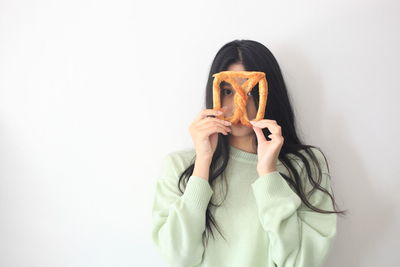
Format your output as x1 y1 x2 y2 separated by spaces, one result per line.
212 70 268 127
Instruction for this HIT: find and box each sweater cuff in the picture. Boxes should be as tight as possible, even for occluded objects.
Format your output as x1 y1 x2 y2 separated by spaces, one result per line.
182 175 214 210
251 171 301 204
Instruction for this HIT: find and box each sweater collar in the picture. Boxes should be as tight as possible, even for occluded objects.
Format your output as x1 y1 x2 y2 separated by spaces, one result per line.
228 145 258 164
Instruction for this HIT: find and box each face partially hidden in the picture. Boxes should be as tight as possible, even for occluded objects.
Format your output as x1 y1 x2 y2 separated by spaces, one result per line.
220 63 258 137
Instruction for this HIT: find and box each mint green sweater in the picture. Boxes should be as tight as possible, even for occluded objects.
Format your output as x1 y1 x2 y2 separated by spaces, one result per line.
151 145 337 267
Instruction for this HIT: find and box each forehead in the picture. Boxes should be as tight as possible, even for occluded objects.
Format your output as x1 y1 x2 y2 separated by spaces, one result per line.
226 63 247 83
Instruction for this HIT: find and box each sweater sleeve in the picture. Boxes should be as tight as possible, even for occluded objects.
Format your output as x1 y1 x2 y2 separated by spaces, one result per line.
151 153 214 267
251 150 337 267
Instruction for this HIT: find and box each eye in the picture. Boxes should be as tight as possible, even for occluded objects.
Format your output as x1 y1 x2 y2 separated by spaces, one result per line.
222 88 233 96
247 91 252 97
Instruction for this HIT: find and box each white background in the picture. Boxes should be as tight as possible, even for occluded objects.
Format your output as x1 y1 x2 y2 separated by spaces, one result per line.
1 0 399 266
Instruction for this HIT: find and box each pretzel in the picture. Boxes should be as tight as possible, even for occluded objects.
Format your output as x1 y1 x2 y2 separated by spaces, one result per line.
212 70 268 127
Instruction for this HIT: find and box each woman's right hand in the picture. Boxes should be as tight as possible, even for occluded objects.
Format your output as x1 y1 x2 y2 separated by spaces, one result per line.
189 107 232 160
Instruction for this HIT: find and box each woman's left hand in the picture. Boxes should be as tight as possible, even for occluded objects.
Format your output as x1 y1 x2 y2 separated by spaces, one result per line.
249 119 284 176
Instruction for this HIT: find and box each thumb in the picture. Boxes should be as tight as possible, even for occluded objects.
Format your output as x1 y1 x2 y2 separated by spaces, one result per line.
252 124 266 142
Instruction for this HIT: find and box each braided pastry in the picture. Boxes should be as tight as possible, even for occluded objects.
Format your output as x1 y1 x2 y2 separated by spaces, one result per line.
212 71 268 127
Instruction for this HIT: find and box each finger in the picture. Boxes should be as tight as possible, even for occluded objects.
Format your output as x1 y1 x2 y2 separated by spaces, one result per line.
196 107 225 121
205 127 229 136
197 117 232 127
251 119 277 125
195 109 221 121
200 124 230 136
252 125 266 142
199 121 231 134
203 106 229 119
250 120 282 135
268 133 283 141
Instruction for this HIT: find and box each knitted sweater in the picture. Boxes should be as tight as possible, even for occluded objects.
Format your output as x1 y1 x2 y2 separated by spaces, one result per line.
151 145 337 267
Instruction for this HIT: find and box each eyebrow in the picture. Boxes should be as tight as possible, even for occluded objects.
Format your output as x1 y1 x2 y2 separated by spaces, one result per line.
220 81 232 87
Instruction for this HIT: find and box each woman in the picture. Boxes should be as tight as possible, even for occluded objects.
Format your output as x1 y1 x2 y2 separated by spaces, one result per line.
151 39 346 267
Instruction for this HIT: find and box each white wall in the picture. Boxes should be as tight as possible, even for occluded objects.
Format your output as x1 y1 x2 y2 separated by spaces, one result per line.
1 0 399 266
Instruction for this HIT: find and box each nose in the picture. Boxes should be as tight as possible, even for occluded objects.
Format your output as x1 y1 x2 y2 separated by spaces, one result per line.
220 105 232 116
221 94 256 120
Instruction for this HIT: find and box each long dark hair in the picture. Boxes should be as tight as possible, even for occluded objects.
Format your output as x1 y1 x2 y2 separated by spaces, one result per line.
177 39 347 248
